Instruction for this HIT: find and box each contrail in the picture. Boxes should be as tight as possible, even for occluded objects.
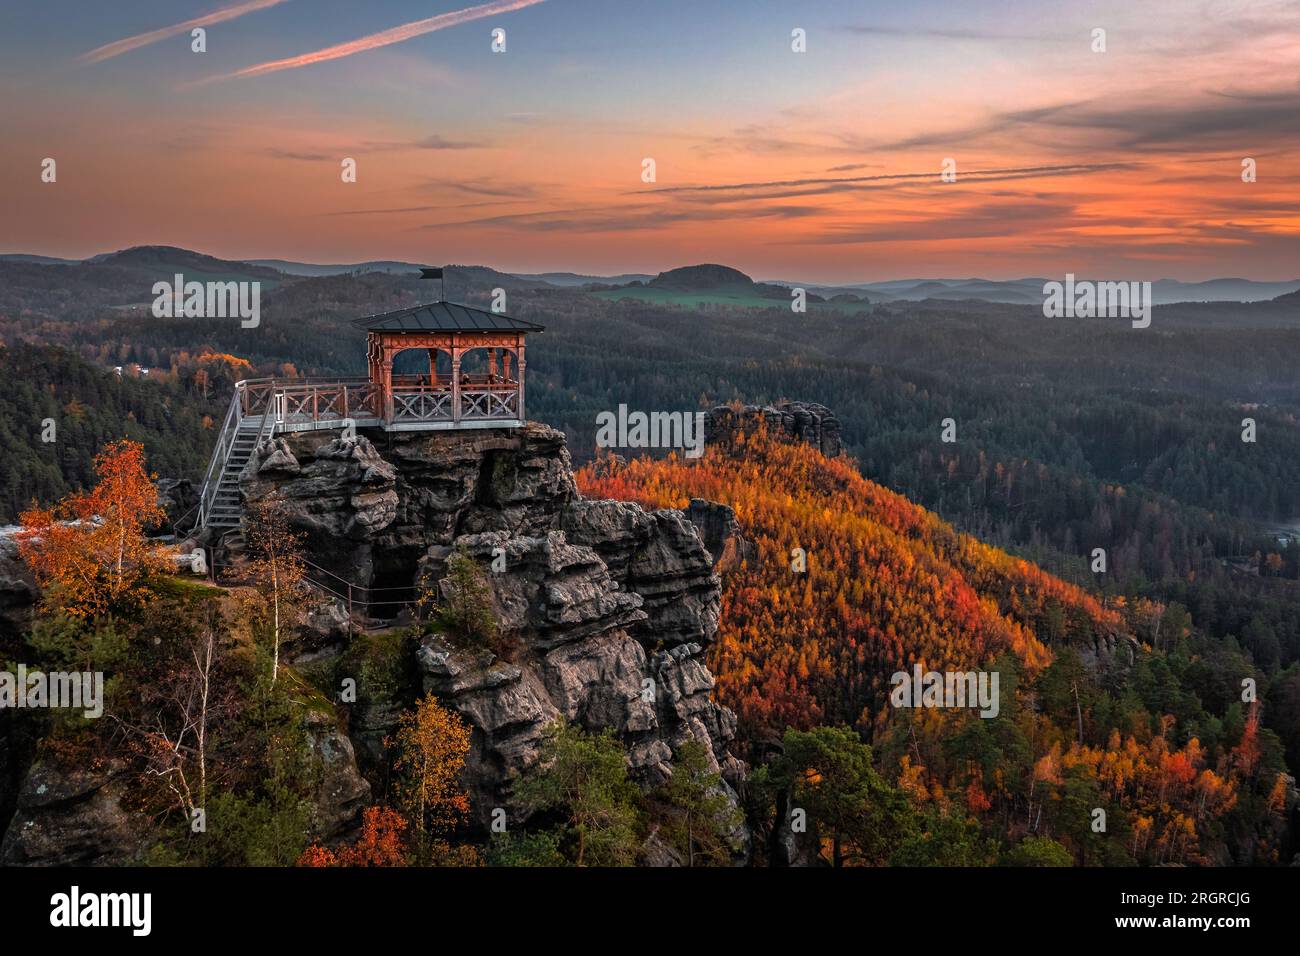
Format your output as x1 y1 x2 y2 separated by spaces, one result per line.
79 0 290 64
202 0 547 83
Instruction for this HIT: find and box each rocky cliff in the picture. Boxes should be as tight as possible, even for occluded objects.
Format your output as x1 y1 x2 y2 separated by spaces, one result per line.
239 423 747 848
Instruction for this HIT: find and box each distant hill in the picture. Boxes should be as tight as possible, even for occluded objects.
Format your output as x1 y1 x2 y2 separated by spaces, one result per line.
512 270 654 287
244 259 560 289
437 264 556 291
814 276 1300 306
6 246 1296 306
0 246 288 318
1152 277 1300 304
649 263 769 291
595 263 862 310
242 258 426 277
0 253 80 266
86 246 285 283
245 261 650 286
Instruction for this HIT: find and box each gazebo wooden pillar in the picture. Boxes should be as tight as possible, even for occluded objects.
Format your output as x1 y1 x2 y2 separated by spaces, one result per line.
451 346 462 425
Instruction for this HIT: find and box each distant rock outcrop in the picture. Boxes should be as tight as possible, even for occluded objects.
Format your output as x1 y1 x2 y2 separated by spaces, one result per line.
705 400 842 458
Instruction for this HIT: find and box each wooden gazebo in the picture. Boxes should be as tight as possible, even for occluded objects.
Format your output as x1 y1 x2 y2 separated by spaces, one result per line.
354 300 544 430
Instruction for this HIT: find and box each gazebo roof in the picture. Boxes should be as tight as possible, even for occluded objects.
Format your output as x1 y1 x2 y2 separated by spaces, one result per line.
351 300 545 334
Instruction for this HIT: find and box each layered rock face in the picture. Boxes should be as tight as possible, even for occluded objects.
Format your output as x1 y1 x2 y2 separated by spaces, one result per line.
0 760 150 866
241 424 746 838
683 498 757 571
0 533 36 646
705 400 841 458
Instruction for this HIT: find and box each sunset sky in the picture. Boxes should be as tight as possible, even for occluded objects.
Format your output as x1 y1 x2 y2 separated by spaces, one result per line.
2 0 1298 282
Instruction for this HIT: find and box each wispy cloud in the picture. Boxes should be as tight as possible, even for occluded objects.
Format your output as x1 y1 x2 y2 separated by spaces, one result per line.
360 134 491 151
262 135 490 161
640 163 1135 198
198 0 547 84
855 87 1300 155
79 0 289 65
264 147 335 162
417 201 820 233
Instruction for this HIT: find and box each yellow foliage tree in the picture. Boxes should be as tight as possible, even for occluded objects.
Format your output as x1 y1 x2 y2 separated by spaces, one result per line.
390 693 473 841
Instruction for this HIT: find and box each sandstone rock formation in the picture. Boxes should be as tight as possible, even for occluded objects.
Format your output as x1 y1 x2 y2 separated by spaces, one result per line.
241 423 748 851
0 759 150 866
683 498 757 570
0 422 749 861
704 399 841 458
0 532 36 645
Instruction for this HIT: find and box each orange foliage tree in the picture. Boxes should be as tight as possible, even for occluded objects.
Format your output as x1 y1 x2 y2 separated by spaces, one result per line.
298 806 410 867
18 439 168 618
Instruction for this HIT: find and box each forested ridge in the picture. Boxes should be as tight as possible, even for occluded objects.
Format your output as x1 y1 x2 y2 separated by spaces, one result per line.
579 428 1296 865
0 344 215 521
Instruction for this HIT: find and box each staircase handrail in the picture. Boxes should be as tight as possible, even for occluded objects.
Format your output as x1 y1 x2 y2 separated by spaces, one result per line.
195 383 246 531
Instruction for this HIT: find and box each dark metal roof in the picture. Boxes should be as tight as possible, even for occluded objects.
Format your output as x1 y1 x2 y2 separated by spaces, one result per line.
351 300 544 333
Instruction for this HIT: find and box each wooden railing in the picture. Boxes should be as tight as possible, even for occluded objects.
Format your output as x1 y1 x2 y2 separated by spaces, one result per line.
459 386 520 420
391 386 453 422
242 377 380 425
241 375 521 427
192 375 523 532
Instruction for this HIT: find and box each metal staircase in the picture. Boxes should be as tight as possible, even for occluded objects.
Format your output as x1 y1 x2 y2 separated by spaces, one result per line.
204 419 265 529
194 384 275 533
